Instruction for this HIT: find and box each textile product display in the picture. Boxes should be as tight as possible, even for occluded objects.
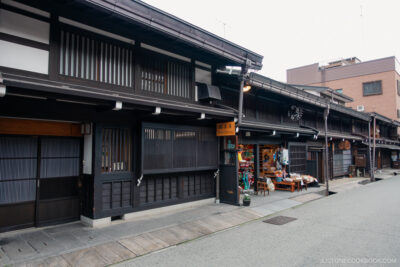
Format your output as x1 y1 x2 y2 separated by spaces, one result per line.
280 149 289 165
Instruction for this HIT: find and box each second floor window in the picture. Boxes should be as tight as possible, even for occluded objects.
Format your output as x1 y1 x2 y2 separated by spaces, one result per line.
363 81 382 96
59 29 134 87
141 52 191 99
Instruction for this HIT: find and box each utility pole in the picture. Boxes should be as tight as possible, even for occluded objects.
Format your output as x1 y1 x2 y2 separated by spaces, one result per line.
324 105 330 196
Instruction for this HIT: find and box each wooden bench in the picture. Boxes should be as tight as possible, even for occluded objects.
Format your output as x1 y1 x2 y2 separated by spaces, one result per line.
272 180 295 192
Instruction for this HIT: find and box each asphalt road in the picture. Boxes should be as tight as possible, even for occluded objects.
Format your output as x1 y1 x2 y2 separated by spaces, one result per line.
116 177 400 267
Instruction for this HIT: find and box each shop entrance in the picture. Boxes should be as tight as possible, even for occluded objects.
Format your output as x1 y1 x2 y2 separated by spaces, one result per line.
307 150 323 183
238 144 282 190
0 119 82 232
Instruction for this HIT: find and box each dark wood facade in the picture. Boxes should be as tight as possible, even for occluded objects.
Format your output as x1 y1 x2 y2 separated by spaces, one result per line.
0 0 399 232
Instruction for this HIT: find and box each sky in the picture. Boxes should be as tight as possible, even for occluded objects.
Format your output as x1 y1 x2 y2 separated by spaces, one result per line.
143 0 400 82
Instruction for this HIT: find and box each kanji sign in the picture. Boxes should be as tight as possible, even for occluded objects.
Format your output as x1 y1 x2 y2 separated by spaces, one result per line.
216 121 235 136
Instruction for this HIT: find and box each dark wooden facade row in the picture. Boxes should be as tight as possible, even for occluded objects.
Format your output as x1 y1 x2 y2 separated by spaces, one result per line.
0 0 399 232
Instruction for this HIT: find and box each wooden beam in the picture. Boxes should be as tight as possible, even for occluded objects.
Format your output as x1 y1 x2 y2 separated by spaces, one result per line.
0 118 82 137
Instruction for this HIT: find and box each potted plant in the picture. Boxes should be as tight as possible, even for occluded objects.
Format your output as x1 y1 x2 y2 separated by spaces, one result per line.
243 193 251 206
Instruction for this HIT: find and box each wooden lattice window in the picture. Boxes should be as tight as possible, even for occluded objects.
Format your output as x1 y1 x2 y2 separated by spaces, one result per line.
101 128 131 173
59 29 134 87
141 52 191 98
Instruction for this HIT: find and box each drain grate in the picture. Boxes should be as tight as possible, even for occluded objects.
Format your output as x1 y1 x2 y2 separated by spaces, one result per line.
263 216 297 225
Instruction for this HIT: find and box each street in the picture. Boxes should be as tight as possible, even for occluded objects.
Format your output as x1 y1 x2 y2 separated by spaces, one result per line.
116 177 400 267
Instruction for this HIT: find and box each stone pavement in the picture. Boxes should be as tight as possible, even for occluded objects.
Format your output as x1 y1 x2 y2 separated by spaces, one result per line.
1 172 396 267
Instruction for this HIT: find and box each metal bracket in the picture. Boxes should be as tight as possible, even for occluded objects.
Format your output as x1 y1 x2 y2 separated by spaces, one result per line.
137 174 144 187
213 169 219 179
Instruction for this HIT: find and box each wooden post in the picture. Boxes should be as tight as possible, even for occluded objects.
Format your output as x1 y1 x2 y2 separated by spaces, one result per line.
372 116 376 181
324 106 330 196
238 75 245 125
368 119 374 182
237 64 249 125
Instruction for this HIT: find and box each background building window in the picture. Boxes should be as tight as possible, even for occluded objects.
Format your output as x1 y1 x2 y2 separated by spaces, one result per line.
335 88 343 94
363 81 382 96
397 80 400 96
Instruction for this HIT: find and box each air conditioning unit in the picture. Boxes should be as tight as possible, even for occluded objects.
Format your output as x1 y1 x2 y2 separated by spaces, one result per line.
356 105 365 112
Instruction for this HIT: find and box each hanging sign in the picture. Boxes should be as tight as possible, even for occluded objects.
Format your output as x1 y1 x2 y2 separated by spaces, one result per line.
216 121 236 136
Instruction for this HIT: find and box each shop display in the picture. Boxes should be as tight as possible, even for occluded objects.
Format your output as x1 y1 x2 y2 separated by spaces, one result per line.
237 142 319 194
260 145 280 177
280 149 289 165
238 145 254 189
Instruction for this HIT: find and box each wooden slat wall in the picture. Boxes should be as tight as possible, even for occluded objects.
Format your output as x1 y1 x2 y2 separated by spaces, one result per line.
0 118 82 137
139 171 214 206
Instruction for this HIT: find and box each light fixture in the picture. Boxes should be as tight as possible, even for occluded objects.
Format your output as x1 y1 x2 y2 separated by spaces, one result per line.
113 101 123 111
295 133 299 138
0 85 5 97
243 85 251 92
236 126 239 133
245 131 251 137
271 130 276 136
152 106 161 115
198 113 206 120
342 138 345 141
330 137 333 141
313 134 318 140
234 117 238 123
353 140 355 143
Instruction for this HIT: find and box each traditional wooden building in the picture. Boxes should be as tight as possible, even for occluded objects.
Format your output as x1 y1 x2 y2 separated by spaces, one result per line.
369 113 400 169
0 0 263 232
0 0 399 233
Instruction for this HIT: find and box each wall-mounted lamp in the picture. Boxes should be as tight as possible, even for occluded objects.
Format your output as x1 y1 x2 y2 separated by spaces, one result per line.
80 123 92 135
342 138 345 141
198 113 206 120
330 137 333 141
313 134 318 140
271 130 276 136
152 106 161 115
295 133 299 138
243 85 251 92
236 127 239 133
0 85 6 97
353 140 355 143
234 117 238 123
113 101 123 111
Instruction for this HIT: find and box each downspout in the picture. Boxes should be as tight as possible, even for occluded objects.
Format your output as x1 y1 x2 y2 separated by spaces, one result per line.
368 118 374 181
372 115 376 181
324 105 330 196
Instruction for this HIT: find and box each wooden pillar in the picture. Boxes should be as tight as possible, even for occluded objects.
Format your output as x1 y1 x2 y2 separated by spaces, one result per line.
372 116 376 181
324 106 330 196
254 143 260 192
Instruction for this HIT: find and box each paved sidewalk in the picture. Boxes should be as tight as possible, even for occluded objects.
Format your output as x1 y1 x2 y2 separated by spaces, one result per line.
1 173 393 267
